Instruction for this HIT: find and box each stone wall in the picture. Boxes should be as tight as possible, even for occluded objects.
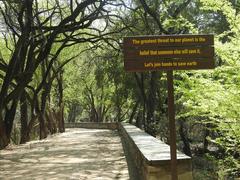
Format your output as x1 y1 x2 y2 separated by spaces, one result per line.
118 123 193 180
64 122 118 130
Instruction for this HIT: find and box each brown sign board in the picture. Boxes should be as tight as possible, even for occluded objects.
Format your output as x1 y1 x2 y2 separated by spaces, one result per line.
123 34 214 72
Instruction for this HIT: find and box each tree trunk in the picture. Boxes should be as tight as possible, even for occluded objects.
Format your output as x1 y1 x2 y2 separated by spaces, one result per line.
67 103 77 123
129 101 139 124
179 119 192 156
57 72 65 132
136 110 143 129
39 113 47 139
46 110 55 134
0 100 18 149
145 72 158 137
58 104 65 133
5 100 18 139
20 91 30 144
48 110 57 134
0 117 9 149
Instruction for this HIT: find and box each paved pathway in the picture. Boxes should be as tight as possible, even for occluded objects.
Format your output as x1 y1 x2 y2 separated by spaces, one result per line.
0 129 130 180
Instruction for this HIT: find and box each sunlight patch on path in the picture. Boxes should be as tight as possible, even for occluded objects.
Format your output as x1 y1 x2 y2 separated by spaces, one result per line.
0 128 129 180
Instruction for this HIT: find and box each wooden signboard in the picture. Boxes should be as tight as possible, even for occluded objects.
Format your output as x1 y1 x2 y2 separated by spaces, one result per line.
123 34 215 180
123 34 214 71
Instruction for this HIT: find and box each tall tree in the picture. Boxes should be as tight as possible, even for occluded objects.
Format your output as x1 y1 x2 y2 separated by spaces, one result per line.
0 0 125 149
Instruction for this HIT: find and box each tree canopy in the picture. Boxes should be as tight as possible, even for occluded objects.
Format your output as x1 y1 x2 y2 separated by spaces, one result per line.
0 0 239 179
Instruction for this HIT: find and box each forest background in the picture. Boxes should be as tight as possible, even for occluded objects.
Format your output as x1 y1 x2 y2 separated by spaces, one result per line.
0 0 239 179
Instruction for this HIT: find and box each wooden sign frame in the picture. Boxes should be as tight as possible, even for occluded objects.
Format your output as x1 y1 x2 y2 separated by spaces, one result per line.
123 34 215 180
123 34 214 71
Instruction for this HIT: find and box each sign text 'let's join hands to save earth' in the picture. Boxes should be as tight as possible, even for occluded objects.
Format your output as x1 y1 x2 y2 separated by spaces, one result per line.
123 35 214 71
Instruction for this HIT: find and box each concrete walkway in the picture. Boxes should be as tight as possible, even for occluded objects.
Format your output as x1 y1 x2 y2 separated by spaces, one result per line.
0 129 130 180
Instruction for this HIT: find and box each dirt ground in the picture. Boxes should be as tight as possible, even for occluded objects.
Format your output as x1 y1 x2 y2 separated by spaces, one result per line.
0 128 130 180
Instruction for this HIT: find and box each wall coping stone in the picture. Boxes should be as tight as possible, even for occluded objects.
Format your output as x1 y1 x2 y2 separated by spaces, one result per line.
120 123 191 166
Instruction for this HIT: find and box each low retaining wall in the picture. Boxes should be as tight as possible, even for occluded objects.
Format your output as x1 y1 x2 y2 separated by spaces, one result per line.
64 122 118 130
118 123 193 180
65 122 192 180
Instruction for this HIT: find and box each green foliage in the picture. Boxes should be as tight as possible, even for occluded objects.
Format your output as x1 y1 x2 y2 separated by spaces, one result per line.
176 68 240 178
1 0 239 178
171 1 240 178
